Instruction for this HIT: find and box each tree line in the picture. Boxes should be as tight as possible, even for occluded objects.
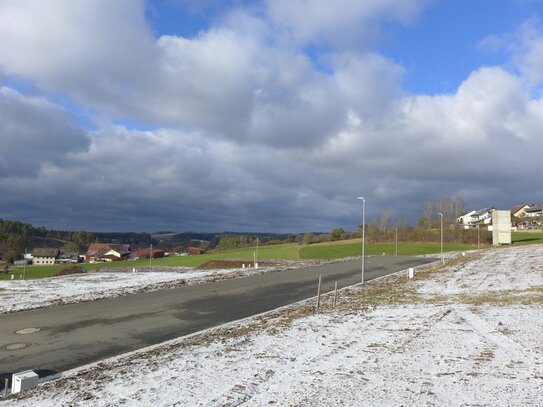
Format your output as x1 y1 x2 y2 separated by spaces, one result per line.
301 197 491 246
0 219 98 263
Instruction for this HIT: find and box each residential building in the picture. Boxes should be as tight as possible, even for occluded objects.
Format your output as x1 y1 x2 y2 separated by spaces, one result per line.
32 248 60 266
85 243 131 262
511 203 530 219
456 210 476 227
134 248 165 259
524 203 543 218
470 207 495 225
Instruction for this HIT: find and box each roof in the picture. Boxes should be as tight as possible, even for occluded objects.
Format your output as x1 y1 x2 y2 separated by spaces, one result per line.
94 245 132 257
135 248 165 256
472 207 495 217
32 248 60 257
511 203 529 215
86 243 131 256
525 203 543 212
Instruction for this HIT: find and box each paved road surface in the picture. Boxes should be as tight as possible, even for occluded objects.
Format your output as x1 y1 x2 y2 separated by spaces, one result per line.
0 255 436 386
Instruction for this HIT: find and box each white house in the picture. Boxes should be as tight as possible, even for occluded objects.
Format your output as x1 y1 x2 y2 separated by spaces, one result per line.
31 248 60 266
456 210 476 228
470 207 495 225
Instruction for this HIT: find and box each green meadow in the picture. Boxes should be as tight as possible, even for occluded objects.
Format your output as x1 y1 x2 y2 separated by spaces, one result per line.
1 231 541 280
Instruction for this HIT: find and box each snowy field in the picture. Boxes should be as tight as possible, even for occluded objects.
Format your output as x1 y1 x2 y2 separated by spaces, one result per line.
2 245 543 406
0 263 306 314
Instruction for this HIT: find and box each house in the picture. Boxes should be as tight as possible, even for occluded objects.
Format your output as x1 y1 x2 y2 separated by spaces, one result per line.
456 210 476 228
56 253 81 265
470 207 495 225
188 247 205 255
511 203 530 220
85 243 131 262
524 203 543 226
134 248 165 259
524 203 543 218
32 248 60 266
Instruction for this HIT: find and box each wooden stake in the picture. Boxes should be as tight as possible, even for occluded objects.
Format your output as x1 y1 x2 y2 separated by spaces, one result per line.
333 281 338 307
316 274 322 311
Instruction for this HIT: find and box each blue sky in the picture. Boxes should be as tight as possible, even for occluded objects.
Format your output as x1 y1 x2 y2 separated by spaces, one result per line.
0 0 543 232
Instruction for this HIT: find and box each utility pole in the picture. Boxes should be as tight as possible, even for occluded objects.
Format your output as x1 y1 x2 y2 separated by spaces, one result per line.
357 196 366 283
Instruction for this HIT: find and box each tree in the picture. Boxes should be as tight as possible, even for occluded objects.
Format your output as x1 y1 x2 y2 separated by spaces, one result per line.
301 232 314 245
422 201 434 229
330 227 345 241
379 210 391 234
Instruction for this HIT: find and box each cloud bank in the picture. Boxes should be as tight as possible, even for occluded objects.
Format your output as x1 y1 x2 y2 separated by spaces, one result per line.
0 0 542 231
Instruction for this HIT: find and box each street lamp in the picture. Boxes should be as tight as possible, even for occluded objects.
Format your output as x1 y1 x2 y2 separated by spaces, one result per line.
357 196 366 283
437 212 444 263
255 237 259 269
149 243 152 272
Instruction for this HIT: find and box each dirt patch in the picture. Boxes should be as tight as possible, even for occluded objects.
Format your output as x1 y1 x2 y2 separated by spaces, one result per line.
54 267 87 276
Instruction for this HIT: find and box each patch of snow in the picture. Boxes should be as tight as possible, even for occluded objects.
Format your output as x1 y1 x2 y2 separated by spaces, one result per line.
0 266 277 314
2 245 543 406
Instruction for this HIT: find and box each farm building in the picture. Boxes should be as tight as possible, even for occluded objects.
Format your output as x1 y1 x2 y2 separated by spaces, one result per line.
85 243 131 262
32 248 60 266
188 247 205 255
134 248 165 259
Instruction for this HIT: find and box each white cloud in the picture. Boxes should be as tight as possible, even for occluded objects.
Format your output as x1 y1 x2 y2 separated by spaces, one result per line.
265 0 427 47
1 2 543 231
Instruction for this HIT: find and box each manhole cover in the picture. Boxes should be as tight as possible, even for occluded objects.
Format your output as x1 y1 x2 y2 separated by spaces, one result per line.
15 327 41 335
4 343 29 350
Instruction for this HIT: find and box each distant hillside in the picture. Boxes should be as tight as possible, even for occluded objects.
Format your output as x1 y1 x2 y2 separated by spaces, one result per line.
0 218 97 262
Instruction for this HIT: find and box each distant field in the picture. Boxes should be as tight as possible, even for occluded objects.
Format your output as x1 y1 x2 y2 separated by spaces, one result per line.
299 241 473 259
1 231 541 280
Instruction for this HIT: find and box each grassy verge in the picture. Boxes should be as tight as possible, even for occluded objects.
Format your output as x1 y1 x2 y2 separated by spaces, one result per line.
300 241 474 259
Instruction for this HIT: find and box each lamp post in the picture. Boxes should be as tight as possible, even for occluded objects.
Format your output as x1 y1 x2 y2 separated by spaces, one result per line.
255 237 259 269
149 243 152 272
357 196 366 283
437 212 444 263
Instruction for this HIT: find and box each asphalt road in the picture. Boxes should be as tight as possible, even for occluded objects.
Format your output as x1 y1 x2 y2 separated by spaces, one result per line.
0 255 436 387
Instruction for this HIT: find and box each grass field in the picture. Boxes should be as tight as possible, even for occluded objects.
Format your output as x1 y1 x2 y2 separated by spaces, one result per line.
2 231 541 281
299 241 473 259
511 231 543 245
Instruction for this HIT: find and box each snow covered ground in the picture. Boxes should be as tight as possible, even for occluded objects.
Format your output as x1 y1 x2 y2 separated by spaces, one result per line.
0 263 303 314
2 245 543 406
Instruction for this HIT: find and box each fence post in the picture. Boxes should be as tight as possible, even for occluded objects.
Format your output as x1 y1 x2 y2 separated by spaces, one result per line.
316 274 322 311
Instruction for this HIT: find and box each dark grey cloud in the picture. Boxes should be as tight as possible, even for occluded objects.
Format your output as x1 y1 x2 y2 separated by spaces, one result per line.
0 87 89 178
0 1 543 232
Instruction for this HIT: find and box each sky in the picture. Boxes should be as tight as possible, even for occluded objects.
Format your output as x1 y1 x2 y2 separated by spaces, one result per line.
0 0 543 233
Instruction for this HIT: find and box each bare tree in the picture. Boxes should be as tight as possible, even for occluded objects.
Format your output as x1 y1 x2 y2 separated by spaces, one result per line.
422 201 435 229
379 209 391 234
